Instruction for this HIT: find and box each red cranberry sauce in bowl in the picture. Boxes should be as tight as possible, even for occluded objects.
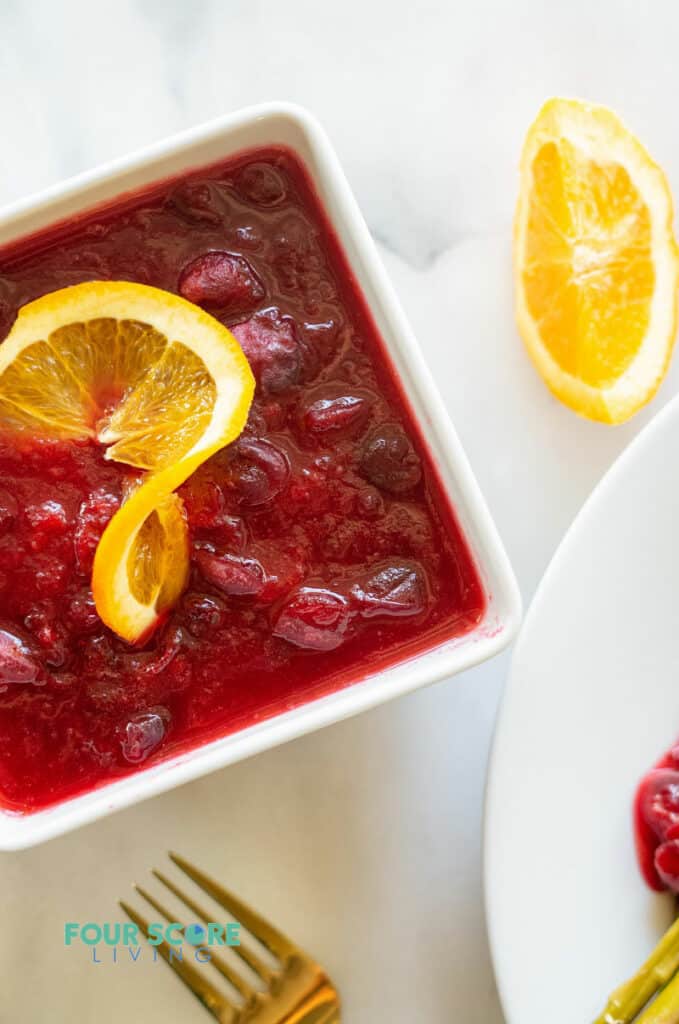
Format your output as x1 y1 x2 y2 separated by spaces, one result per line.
0 147 485 812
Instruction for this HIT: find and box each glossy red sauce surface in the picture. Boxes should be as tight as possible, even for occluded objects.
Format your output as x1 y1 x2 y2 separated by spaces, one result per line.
0 147 485 811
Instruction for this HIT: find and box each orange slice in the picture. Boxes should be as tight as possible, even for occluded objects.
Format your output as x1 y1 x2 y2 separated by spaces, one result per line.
514 98 679 423
98 489 190 643
0 281 255 641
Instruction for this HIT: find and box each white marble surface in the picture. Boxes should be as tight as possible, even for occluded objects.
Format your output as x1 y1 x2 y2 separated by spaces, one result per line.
2 1 679 1020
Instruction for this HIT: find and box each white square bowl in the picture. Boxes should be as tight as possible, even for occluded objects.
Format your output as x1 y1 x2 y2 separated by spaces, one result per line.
0 103 521 849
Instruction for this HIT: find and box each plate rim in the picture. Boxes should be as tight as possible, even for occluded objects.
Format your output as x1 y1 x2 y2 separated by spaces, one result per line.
483 388 679 1023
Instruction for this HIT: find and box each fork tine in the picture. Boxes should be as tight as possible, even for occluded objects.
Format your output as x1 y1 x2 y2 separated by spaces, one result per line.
136 883 257 1002
153 868 276 986
119 899 235 1023
170 852 296 960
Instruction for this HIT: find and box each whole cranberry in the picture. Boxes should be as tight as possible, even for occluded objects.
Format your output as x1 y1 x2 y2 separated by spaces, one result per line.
350 561 429 619
179 476 227 531
637 769 679 839
232 309 301 394
181 592 226 638
195 549 265 597
121 708 169 764
303 394 368 437
228 438 290 507
356 486 383 516
66 591 101 634
0 627 40 685
237 163 287 207
169 181 221 224
273 587 350 652
179 251 264 317
360 424 422 494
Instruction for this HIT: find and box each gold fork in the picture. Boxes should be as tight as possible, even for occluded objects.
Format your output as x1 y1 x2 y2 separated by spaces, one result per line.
120 852 340 1024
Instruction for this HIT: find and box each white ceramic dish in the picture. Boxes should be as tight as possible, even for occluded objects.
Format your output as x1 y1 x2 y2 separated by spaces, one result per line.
484 395 679 1023
0 103 520 850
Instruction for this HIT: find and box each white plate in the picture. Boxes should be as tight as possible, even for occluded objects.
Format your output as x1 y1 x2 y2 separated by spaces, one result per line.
485 396 679 1023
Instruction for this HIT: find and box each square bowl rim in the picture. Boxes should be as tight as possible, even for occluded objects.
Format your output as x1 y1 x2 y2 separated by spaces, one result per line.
0 101 522 849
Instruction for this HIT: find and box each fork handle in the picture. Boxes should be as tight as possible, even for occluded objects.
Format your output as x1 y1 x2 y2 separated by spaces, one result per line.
283 984 340 1023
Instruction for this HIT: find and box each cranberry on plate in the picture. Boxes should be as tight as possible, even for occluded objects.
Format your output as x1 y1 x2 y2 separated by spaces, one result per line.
635 767 679 890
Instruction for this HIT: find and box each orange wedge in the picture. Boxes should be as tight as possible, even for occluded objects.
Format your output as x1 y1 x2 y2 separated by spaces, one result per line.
95 487 191 644
514 98 679 423
0 281 255 641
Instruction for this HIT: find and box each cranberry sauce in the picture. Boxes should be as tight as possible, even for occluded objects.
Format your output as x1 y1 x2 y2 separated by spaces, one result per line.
635 743 679 892
0 147 484 811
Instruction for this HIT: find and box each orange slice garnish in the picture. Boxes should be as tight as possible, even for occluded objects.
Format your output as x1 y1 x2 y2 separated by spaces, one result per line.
514 98 679 423
0 281 255 641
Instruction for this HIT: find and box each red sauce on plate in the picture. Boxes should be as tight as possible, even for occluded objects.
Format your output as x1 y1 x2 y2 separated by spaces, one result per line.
634 743 679 891
0 147 484 811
